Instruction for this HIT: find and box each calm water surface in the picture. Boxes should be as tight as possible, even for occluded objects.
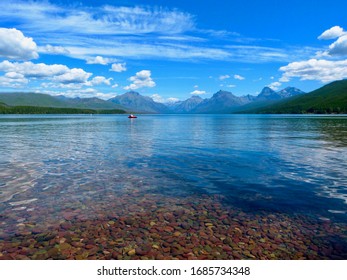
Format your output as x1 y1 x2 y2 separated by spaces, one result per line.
0 114 347 258
2 115 346 215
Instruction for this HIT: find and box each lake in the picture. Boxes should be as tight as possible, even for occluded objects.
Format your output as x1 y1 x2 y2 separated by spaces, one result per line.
0 114 346 259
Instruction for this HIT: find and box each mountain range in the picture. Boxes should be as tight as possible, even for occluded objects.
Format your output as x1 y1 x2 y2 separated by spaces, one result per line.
0 86 304 114
238 80 347 114
108 91 171 113
106 86 305 113
0 81 346 114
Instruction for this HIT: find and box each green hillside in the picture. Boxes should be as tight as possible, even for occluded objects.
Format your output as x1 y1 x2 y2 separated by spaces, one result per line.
0 92 69 107
0 92 128 111
0 103 126 114
241 80 347 114
230 100 279 113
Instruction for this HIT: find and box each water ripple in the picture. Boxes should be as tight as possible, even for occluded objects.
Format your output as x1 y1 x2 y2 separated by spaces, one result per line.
0 114 346 224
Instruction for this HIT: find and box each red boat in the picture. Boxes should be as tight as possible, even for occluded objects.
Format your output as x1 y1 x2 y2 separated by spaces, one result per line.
128 114 137 118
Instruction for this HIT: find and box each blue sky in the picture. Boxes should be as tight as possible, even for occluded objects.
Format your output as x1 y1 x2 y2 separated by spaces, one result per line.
0 0 347 102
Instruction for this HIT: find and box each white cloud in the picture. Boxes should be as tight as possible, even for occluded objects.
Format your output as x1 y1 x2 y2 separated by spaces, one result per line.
190 90 206 95
0 2 194 36
167 97 180 103
318 26 346 40
101 6 195 35
0 78 24 88
316 26 347 56
86 76 113 86
111 63 127 72
0 72 28 87
0 60 68 78
124 70 155 90
76 88 96 94
5 72 26 80
158 35 206 42
150 94 179 103
219 74 230 80
268 81 282 90
234 74 245 80
315 50 328 58
66 43 232 61
194 85 199 88
327 34 347 56
45 89 115 100
42 81 91 90
280 58 347 83
0 1 319 64
86 56 112 65
226 45 290 62
51 88 97 98
226 84 236 88
40 44 69 55
53 68 92 84
0 28 38 60
278 26 347 84
151 94 164 103
279 76 290 83
0 2 234 62
94 92 118 100
0 60 92 85
151 93 179 103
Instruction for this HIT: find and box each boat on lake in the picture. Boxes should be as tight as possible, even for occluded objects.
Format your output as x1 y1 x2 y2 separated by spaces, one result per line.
128 114 137 118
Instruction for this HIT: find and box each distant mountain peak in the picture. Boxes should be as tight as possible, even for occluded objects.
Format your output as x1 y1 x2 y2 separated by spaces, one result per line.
189 95 203 100
245 79 347 114
192 89 249 113
260 87 276 94
188 95 204 102
216 89 231 93
172 95 204 113
277 87 305 98
108 91 169 113
256 87 280 101
281 86 302 91
213 90 235 98
124 91 140 95
256 86 305 101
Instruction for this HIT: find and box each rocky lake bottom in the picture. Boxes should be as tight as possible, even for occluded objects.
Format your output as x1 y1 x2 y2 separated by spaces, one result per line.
1 187 346 260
